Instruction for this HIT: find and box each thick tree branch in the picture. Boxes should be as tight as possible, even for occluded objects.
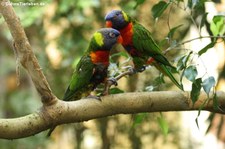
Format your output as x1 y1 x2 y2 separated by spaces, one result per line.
0 0 56 105
0 91 224 139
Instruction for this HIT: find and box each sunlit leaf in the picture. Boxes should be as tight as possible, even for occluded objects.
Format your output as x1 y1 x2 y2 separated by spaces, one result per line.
210 15 225 36
210 21 218 36
151 1 170 19
184 66 198 82
202 76 215 96
157 113 169 136
191 78 202 104
214 15 225 35
198 42 216 56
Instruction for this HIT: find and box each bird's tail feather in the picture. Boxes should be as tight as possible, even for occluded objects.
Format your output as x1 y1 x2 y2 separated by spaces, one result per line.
152 62 183 90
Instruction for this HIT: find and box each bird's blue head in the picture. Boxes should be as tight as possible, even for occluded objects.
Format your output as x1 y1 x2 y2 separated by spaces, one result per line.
105 10 130 30
92 28 123 51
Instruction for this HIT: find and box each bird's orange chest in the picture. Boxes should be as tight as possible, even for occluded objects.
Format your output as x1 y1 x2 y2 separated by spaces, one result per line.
90 51 110 66
119 23 133 46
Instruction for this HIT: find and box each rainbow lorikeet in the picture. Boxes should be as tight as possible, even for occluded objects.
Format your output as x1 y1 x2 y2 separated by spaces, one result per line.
105 10 183 90
63 28 123 101
47 28 122 136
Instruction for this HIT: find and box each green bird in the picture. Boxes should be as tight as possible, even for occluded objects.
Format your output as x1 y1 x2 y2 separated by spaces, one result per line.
62 28 122 101
105 10 183 90
47 28 122 136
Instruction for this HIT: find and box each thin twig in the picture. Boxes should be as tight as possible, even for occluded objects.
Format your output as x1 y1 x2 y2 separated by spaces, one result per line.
164 35 225 54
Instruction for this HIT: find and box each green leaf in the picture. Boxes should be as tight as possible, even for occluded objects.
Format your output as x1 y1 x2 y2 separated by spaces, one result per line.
202 76 215 96
191 78 202 104
151 1 170 19
168 24 183 39
155 73 165 84
195 97 208 129
133 0 146 9
109 87 124 94
187 0 193 9
177 56 186 71
132 113 147 127
210 21 218 36
200 13 208 30
157 113 169 136
198 42 216 56
195 117 200 129
214 15 225 36
206 113 215 134
177 52 192 71
184 66 198 82
210 15 225 36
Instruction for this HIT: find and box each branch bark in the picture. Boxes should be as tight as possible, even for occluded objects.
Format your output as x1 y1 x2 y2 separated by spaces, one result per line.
0 91 224 139
0 0 56 105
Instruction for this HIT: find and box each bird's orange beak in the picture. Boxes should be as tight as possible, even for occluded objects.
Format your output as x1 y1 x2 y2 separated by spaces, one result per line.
106 21 112 27
117 35 123 44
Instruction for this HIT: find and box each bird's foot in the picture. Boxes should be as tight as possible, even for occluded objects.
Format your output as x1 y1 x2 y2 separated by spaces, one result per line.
102 77 117 96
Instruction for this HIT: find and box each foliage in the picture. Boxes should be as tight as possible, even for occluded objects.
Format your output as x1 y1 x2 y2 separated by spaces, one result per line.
151 1 170 20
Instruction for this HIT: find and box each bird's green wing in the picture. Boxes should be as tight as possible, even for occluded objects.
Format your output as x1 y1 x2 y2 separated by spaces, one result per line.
132 23 174 68
132 23 183 90
63 55 95 101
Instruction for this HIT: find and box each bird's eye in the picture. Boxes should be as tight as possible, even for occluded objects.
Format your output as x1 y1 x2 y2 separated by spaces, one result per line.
109 32 116 38
116 13 120 16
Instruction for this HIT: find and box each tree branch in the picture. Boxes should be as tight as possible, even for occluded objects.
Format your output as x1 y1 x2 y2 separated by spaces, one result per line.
0 0 56 105
0 91 224 139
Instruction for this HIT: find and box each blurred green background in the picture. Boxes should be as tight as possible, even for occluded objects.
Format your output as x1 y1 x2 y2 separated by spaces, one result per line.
0 0 225 149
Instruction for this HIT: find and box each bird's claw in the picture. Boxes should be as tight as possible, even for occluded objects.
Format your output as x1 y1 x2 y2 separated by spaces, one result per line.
101 77 118 96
